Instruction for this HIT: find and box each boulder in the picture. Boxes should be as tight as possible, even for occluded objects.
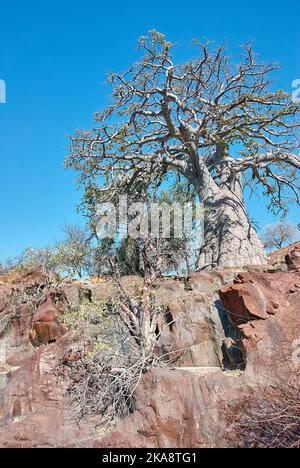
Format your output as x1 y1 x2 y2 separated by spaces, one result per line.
220 269 300 380
0 333 102 447
220 271 297 327
153 276 240 368
29 294 67 346
285 245 300 271
95 368 250 448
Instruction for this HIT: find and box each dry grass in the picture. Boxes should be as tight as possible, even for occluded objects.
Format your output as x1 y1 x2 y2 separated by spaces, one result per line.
229 352 300 448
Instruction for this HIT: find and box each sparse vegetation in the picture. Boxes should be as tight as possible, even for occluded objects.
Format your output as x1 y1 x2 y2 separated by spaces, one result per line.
0 223 93 280
229 362 300 448
262 221 298 251
59 246 175 425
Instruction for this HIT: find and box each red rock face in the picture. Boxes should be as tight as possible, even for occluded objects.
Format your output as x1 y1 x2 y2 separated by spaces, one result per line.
0 270 243 447
0 285 13 313
95 368 250 448
0 277 69 368
269 241 300 267
0 334 101 448
29 294 68 346
285 245 300 271
153 275 229 368
0 272 105 447
220 265 300 381
0 256 300 448
219 270 298 327
94 257 300 448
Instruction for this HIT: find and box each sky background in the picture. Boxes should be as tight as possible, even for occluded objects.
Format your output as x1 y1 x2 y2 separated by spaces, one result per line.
0 0 299 259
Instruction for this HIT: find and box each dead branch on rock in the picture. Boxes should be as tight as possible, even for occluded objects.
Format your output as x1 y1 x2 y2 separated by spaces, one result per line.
228 335 300 448
62 247 172 425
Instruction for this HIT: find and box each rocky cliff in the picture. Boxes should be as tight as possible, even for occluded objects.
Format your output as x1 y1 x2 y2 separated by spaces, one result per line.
0 243 299 448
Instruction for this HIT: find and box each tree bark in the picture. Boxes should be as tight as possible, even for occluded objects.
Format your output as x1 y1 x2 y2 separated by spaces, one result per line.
192 173 267 269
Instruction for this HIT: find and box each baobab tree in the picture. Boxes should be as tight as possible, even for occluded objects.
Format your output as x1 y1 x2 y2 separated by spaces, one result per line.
67 31 300 269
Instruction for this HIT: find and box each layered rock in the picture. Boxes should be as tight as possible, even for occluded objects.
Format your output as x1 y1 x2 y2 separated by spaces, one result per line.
0 248 299 448
93 253 300 447
95 368 250 448
285 244 300 271
29 293 68 346
0 333 102 448
220 259 300 381
152 273 242 369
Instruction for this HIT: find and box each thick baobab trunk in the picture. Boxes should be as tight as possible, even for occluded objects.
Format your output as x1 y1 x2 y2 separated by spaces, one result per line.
193 173 267 269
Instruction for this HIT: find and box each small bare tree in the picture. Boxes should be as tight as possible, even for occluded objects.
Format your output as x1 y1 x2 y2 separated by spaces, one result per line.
55 223 92 278
262 221 297 251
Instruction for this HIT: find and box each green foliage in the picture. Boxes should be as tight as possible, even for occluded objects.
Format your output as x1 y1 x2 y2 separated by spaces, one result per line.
67 30 300 231
0 223 94 280
63 297 115 361
92 180 201 276
63 297 110 327
20 246 58 271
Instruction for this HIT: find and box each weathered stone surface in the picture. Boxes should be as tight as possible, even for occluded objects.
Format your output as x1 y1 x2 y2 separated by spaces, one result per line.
0 270 241 447
220 270 297 326
95 368 250 448
0 277 68 366
153 275 239 368
220 266 300 381
269 241 300 268
0 333 102 447
285 245 300 271
29 294 68 346
0 285 13 313
0 252 299 448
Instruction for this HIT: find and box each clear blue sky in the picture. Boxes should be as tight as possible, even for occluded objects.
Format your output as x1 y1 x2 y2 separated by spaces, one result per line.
0 0 299 259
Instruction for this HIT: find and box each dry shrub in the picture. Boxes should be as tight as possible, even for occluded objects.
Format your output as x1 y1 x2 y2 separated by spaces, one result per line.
230 337 300 448
59 275 173 425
